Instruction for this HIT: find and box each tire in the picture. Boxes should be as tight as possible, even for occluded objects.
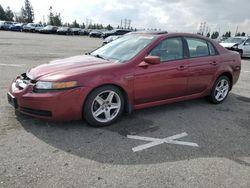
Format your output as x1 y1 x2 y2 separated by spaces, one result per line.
209 76 230 104
83 85 125 127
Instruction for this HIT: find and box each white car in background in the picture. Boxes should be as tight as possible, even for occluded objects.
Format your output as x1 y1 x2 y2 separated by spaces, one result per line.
220 36 250 57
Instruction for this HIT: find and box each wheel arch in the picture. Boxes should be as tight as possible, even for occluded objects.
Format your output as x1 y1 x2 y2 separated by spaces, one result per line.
216 72 233 90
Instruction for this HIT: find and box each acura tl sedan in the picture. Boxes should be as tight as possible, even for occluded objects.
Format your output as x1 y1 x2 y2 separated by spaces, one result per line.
7 32 241 127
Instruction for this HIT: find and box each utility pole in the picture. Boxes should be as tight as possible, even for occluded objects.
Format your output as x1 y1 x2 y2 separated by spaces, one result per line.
235 25 239 36
124 19 127 29
199 22 203 34
128 19 131 29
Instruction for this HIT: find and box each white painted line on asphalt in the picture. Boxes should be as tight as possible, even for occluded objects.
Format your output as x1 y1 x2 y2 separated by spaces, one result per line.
0 63 25 67
127 132 199 152
242 71 250 73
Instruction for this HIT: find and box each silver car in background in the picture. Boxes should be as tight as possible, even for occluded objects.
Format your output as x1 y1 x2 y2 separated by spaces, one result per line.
220 36 250 57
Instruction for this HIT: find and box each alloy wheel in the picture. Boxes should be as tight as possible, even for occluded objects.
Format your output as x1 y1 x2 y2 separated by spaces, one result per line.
91 90 121 123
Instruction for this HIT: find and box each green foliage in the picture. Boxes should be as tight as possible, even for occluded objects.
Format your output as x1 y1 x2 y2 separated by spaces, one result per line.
106 24 113 30
48 12 62 26
23 0 34 23
236 32 246 37
72 20 80 28
222 31 231 38
235 32 241 36
4 6 14 21
211 31 219 39
81 22 85 29
206 32 210 38
0 5 6 20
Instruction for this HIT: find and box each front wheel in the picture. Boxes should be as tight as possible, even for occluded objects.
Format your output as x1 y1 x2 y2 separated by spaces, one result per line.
209 76 230 104
83 86 124 127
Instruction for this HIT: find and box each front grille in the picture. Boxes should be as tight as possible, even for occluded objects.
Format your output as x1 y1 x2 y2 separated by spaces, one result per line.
20 107 52 117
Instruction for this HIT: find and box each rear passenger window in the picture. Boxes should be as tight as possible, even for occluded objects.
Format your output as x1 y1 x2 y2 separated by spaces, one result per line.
149 37 183 62
185 38 209 57
208 42 216 55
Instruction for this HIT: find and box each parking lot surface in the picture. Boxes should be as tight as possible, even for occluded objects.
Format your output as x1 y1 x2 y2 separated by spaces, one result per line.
0 31 250 188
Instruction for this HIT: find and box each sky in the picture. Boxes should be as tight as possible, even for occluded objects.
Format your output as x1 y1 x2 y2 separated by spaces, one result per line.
1 0 250 35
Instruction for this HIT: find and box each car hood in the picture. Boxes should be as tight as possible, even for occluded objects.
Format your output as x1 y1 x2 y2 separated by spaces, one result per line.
220 42 237 48
27 55 114 81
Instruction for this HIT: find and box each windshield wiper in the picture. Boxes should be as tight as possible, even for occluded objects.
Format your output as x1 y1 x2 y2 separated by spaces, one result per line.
92 54 108 60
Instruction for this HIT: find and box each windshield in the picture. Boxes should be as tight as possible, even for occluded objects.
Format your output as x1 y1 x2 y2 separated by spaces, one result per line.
91 35 155 62
222 37 245 44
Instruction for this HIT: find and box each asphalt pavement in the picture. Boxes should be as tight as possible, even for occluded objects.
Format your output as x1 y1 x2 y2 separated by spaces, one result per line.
0 31 250 188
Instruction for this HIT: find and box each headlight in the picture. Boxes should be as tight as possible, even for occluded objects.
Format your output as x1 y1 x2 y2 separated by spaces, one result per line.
35 81 78 90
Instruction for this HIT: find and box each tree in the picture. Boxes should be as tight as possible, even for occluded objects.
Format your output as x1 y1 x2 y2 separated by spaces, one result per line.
106 24 113 30
15 7 26 22
23 0 34 23
206 32 210 38
235 32 241 36
222 31 231 38
0 5 6 20
241 32 246 36
81 22 85 29
5 6 14 21
72 20 80 28
211 31 219 39
48 12 62 26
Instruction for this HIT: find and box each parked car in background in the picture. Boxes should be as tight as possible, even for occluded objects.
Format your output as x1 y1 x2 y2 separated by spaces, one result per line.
89 30 103 37
9 23 25 32
102 35 121 45
220 37 250 57
39 25 58 34
57 27 73 35
101 29 132 38
79 29 89 36
34 26 44 33
23 23 43 32
0 21 14 30
7 32 241 127
71 28 81 35
216 36 228 43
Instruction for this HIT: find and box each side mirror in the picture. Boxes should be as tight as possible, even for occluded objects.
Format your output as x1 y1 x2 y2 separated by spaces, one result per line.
143 56 161 65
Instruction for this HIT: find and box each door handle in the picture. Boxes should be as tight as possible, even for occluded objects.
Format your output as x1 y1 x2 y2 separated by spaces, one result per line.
177 65 188 71
210 61 217 66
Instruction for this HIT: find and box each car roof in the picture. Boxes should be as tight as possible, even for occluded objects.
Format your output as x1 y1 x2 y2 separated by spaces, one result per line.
127 31 168 35
127 31 214 40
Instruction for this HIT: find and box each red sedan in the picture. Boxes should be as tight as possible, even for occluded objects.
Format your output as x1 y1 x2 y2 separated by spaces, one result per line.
7 32 241 127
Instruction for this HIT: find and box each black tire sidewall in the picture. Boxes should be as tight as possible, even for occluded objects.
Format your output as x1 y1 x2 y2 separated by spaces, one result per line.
83 85 125 127
210 76 230 104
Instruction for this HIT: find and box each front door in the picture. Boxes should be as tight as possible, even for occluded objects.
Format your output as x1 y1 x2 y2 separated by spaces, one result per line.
134 37 189 104
242 38 250 57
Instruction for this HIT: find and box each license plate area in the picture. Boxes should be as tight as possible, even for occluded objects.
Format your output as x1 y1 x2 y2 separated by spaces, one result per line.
7 92 18 109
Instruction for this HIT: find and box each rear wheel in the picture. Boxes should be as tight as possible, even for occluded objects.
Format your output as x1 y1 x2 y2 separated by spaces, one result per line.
83 85 124 127
209 76 230 104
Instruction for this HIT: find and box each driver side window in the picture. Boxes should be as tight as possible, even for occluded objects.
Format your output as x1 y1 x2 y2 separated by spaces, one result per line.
149 37 184 62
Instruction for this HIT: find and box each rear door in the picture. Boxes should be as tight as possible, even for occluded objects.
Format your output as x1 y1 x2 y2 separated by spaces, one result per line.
184 37 219 95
